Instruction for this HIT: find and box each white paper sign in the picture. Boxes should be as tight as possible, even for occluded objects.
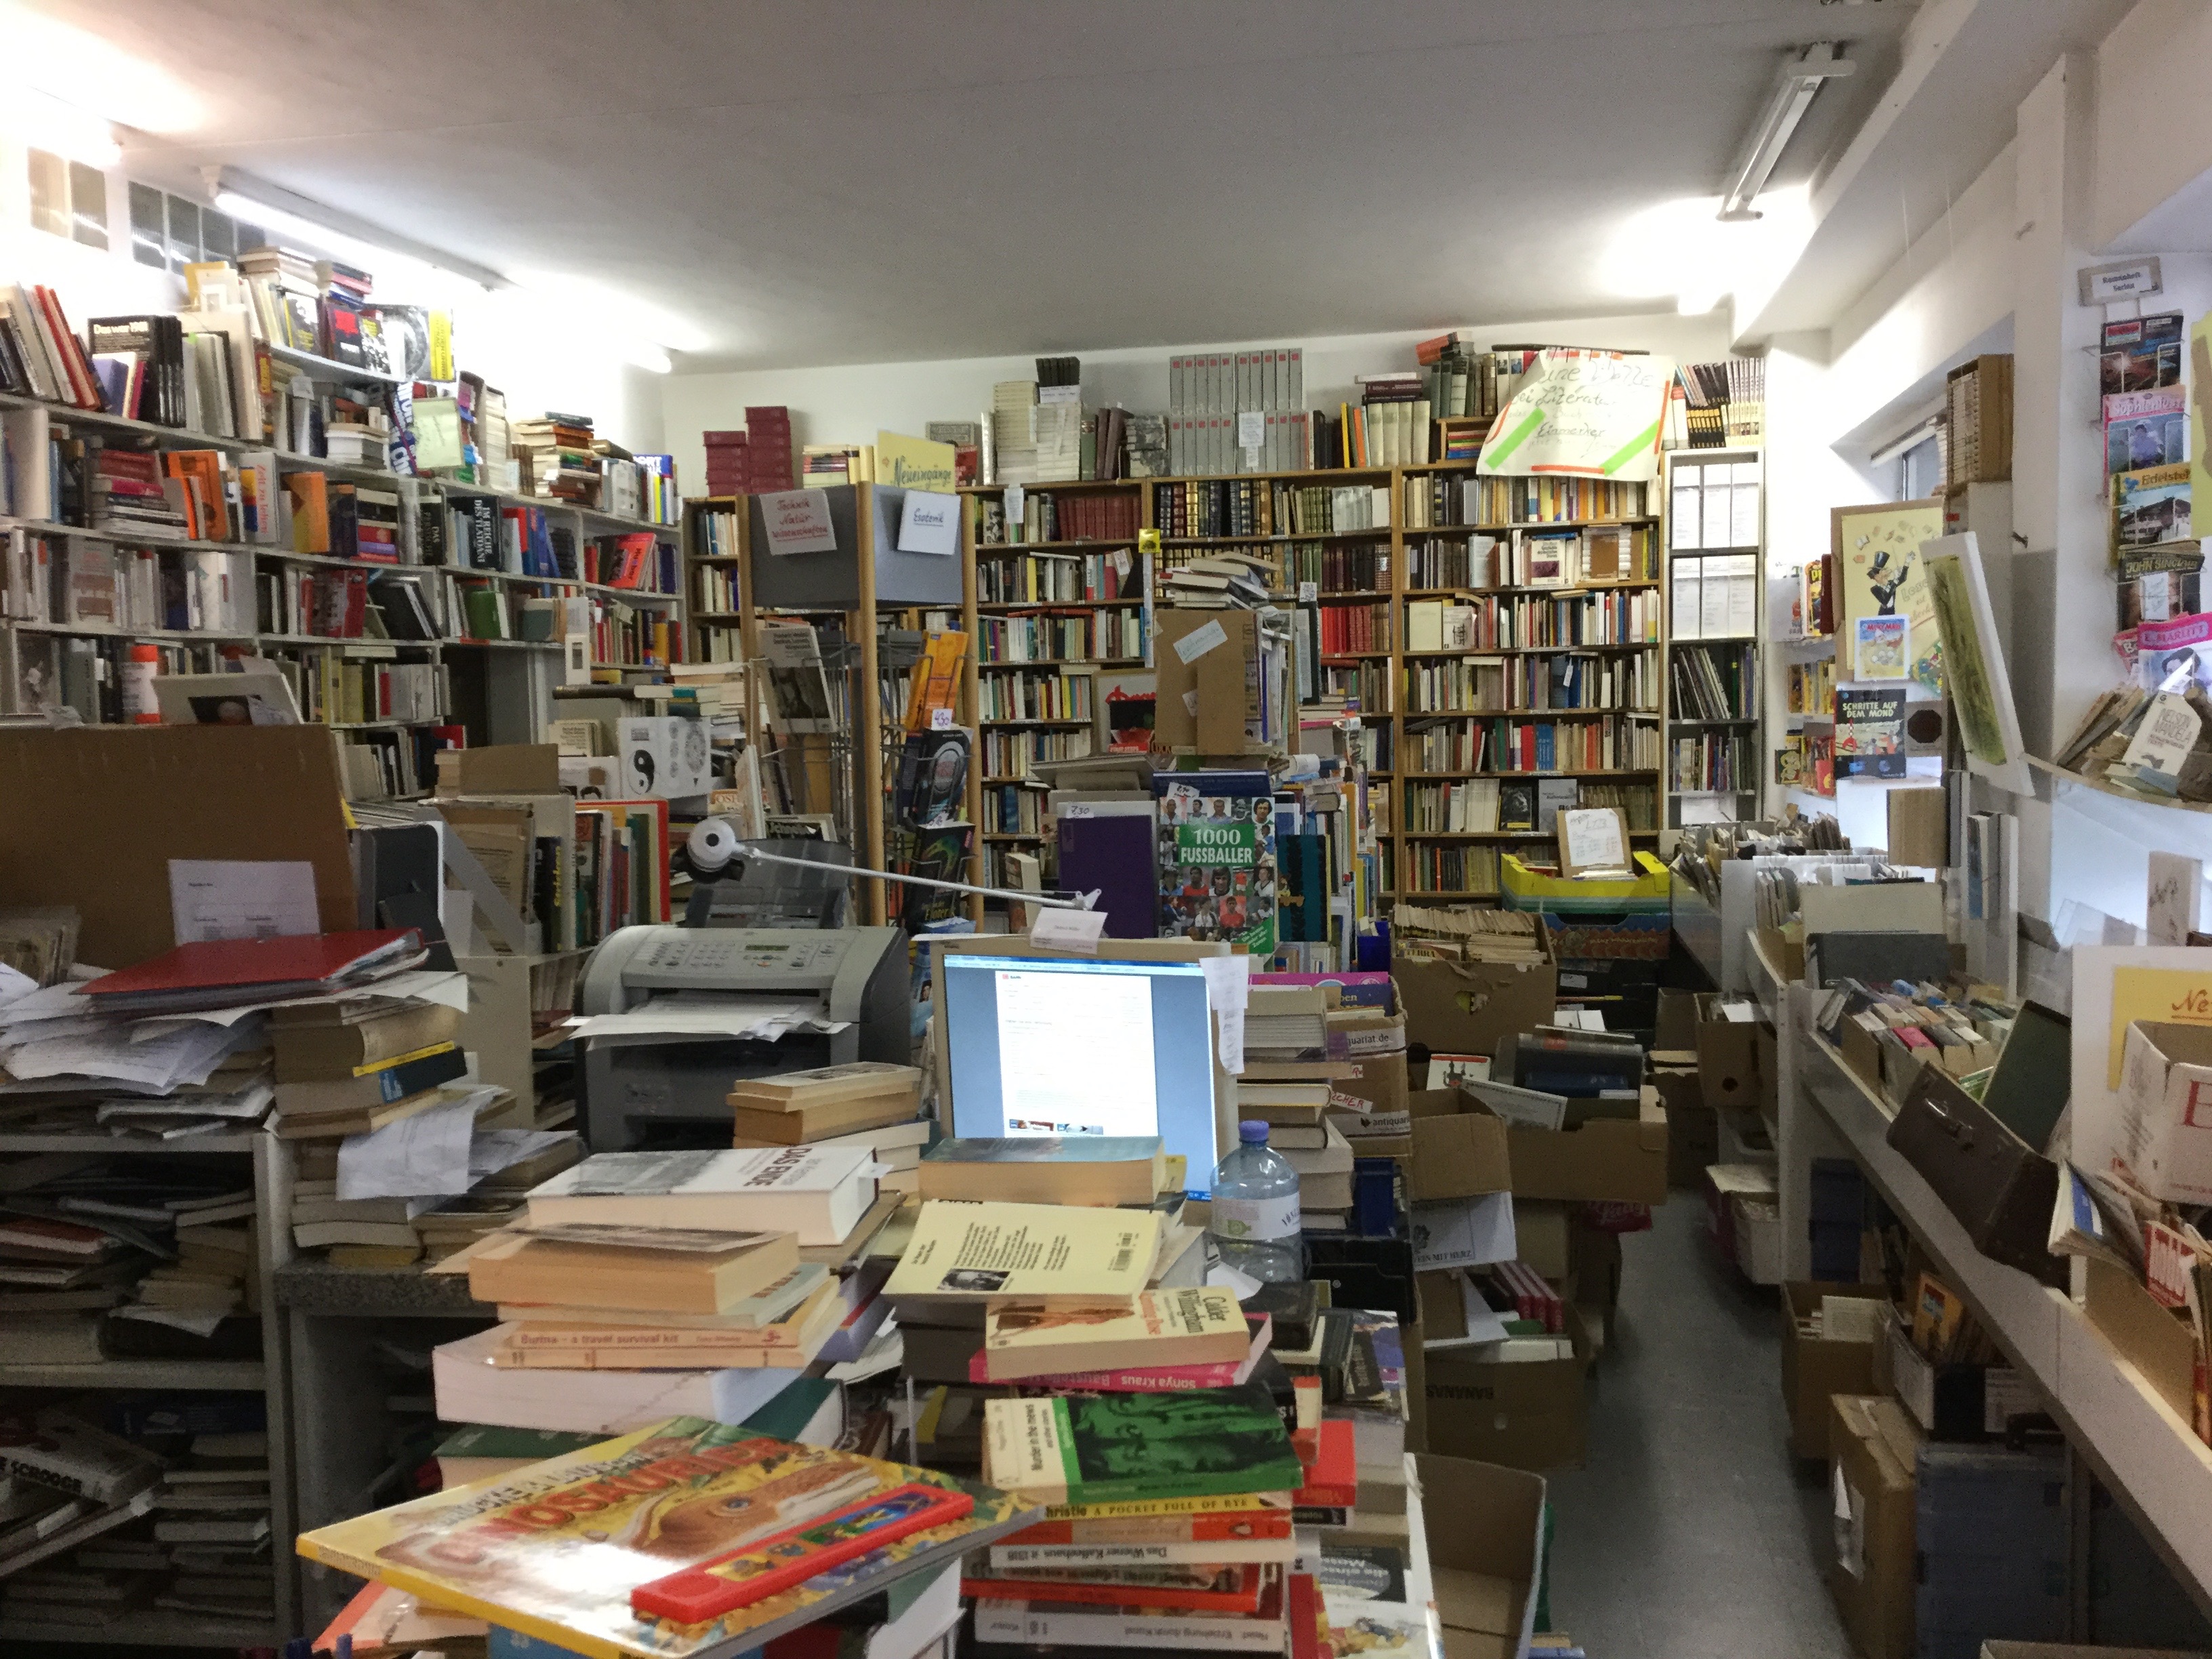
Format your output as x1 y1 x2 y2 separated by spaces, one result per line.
1004 484 1025 534
1297 581 1318 603
168 860 319 944
1172 619 1229 663
1410 1192 1517 1271
1560 808 1627 873
929 706 956 731
1200 953 1252 1076
1111 548 1132 578
1029 907 1107 953
1475 349 1675 484
2147 853 2203 945
1237 411 1265 449
758 489 838 556
896 489 960 556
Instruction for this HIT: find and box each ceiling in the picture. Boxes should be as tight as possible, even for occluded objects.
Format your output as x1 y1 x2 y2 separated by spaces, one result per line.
49 0 1928 371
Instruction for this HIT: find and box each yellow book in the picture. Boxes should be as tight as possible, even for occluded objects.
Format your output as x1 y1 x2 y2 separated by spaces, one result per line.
295 1418 1037 1659
884 1201 1161 1309
981 1287 1248 1381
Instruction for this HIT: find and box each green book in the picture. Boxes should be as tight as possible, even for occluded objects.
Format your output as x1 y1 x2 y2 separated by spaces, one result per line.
981 1382 1303 1507
736 1376 840 1443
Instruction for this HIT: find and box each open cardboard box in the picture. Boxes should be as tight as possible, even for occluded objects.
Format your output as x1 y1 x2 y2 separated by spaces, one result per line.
1395 935 1557 1059
1414 1454 1546 1659
1459 1086 1668 1204
1780 1282 1889 1460
1423 1305 1591 1471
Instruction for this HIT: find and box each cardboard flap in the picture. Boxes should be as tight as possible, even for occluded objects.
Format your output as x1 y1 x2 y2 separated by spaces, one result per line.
2083 1256 2197 1419
1407 1113 1513 1202
1432 1570 1525 1641
1637 1088 1667 1149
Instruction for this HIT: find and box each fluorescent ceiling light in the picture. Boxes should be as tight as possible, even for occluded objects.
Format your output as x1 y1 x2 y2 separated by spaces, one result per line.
207 167 508 291
5 88 121 168
1718 43 1853 222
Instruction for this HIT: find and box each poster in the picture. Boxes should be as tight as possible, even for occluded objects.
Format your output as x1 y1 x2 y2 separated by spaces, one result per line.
1153 775 1278 956
1922 532 2033 796
1475 350 1675 483
1834 499 1944 691
1834 689 1906 779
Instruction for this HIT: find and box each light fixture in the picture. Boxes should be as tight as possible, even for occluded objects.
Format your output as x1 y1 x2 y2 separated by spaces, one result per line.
1718 43 1853 222
7 88 121 169
205 167 508 291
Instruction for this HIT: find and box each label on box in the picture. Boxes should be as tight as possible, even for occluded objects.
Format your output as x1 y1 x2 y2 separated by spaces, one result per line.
1212 1193 1300 1243
1029 907 1106 954
1173 619 1229 663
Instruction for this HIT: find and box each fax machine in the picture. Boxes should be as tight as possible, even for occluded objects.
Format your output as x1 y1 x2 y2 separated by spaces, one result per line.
577 925 907 1149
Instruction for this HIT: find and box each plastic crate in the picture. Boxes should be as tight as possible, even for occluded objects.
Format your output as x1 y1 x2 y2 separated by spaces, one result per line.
1500 851 1669 914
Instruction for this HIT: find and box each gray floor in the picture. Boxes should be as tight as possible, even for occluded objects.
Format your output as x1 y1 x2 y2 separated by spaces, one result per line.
1545 1197 1852 1659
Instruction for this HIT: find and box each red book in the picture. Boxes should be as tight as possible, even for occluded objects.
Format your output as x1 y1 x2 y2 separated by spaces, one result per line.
962 1562 1266 1615
1291 1420 1355 1509
83 930 419 1008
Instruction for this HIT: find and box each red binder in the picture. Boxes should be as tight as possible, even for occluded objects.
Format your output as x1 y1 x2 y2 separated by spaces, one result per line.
84 930 419 1002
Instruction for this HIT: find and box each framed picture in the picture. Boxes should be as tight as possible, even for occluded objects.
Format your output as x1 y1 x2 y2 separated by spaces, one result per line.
152 670 301 726
1921 531 2033 795
1833 499 1945 691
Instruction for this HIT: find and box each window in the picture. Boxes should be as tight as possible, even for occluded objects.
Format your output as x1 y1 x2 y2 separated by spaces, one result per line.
25 148 107 247
127 182 255 272
1898 430 1944 500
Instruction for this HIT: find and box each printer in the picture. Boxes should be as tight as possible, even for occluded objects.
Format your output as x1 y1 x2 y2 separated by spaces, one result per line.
577 926 907 1149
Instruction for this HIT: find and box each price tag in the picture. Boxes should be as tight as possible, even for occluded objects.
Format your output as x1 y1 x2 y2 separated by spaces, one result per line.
1111 548 1132 578
1297 581 1318 603
1237 411 1266 448
1030 906 1106 952
929 707 956 731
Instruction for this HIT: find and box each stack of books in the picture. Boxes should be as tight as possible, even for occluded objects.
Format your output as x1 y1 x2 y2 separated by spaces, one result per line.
316 258 374 368
513 413 600 504
430 1142 890 1433
88 448 189 535
703 428 749 495
967 1380 1309 1658
1155 551 1273 609
0 1408 166 1603
237 245 321 356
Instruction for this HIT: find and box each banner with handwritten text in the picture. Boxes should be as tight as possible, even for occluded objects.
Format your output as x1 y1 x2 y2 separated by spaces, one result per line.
1475 350 1675 483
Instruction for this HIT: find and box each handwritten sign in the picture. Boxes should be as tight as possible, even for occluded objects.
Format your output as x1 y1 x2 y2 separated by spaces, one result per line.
758 489 838 556
876 430 958 493
896 489 960 556
1475 350 1675 483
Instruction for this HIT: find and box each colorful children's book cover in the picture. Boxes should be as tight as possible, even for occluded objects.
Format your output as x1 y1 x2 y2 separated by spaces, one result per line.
1153 771 1278 955
295 1420 1036 1659
1834 689 1906 779
1834 499 1943 691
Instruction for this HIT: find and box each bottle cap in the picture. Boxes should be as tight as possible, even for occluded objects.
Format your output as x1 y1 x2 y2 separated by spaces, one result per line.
1238 1120 1269 1144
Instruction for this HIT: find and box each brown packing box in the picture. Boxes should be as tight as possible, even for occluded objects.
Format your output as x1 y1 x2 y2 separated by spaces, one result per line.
1332 1044 1409 1131
1780 1282 1889 1460
1153 609 1258 754
435 742 561 796
1755 1021 1780 1120
1395 945 1557 1059
1828 1393 1923 1659
1887 785 1948 868
1414 1454 1545 1659
2080 1256 2196 1420
1418 1268 1474 1339
1654 987 1700 1052
0 724 356 968
1513 1200 1571 1280
1755 924 1807 982
1471 1087 1668 1204
1424 1305 1590 1471
1405 1094 1513 1202
1569 1218 1622 1313
1650 1057 1715 1187
1696 994 1761 1112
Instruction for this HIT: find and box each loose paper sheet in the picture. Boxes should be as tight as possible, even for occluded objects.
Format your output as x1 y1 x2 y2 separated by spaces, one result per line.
337 1095 485 1200
1410 1192 1517 1271
167 859 319 945
1560 809 1626 874
1200 954 1251 1076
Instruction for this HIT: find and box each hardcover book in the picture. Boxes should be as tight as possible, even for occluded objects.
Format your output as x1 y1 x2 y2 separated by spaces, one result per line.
918 1138 1166 1208
980 1385 1304 1507
1153 772 1279 956
296 1420 1037 1659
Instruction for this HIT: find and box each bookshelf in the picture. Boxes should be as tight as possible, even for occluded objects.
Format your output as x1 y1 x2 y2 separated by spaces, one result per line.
0 384 684 792
1662 447 1766 830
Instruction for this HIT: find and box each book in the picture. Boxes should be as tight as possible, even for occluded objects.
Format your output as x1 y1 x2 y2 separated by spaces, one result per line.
295 1420 1040 1659
981 1385 1303 1507
962 1562 1269 1615
489 1285 843 1370
432 1425 607 1488
726 1063 922 1111
918 1139 1166 1208
80 930 422 1015
525 1147 876 1246
430 1328 811 1435
981 1288 1251 1382
497 1263 829 1337
0 1410 165 1504
728 1094 925 1146
884 1202 1162 1309
971 1585 1288 1653
465 1228 802 1317
272 1044 469 1115
271 1002 464 1082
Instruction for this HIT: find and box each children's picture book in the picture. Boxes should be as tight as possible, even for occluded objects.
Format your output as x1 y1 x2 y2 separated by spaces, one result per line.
1153 771 1278 955
1852 615 1908 682
1834 688 1907 779
295 1420 1037 1659
2114 463 2192 549
2105 386 2188 475
981 1384 1305 1507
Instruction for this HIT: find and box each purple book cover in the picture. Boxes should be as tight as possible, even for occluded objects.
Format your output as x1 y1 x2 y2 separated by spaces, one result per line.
1058 813 1155 939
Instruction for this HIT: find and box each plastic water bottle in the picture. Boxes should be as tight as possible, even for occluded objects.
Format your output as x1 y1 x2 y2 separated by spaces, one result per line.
1210 1120 1306 1284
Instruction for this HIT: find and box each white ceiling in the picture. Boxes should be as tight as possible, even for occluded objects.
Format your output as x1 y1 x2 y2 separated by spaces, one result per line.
40 0 1970 371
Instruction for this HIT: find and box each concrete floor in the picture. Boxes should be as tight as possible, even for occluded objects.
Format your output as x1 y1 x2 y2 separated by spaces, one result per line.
1546 1196 1853 1659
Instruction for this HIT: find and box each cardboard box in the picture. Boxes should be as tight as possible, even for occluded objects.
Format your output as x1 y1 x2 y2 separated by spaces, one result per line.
1513 1200 1571 1280
2079 1256 2196 1420
1569 1220 1622 1312
1423 1307 1589 1471
1879 1312 2041 1441
2115 1021 2212 1205
1414 1454 1545 1659
1696 995 1761 1111
1654 987 1700 1052
436 742 561 796
0 724 356 969
1153 609 1258 754
1755 924 1807 982
1406 1103 1513 1203
1395 949 1557 1060
1828 1393 1924 1659
1780 1282 1887 1460
1489 1087 1668 1204
1755 1020 1779 1120
1332 1046 1410 1134
1734 1193 1784 1284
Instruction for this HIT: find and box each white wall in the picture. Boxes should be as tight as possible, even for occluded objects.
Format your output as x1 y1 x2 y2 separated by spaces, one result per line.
655 311 1732 499
2093 0 2212 249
